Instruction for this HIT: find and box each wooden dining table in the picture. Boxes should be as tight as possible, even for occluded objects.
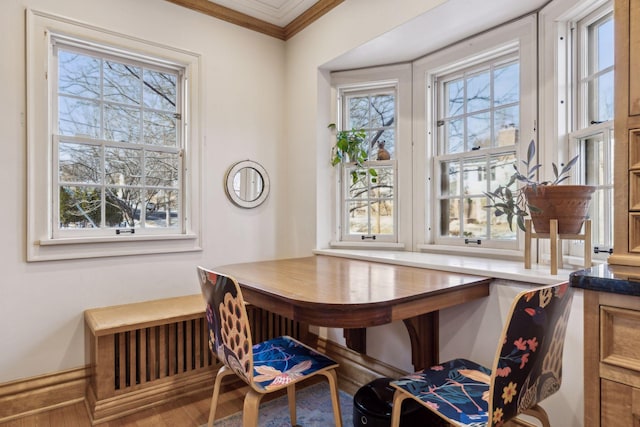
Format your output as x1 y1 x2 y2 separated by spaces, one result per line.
213 255 491 371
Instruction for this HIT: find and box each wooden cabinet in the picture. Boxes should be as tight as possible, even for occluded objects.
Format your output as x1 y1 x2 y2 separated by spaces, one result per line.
583 290 640 426
600 379 640 427
610 0 640 265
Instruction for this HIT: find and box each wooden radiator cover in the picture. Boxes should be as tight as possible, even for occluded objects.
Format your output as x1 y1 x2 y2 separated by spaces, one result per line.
84 294 307 425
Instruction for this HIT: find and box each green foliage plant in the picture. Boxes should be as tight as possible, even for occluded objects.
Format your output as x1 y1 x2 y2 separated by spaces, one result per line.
328 123 377 185
484 139 579 232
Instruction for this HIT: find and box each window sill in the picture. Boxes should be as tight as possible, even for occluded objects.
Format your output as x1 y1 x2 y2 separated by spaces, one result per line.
38 233 198 246
314 248 593 285
29 233 201 262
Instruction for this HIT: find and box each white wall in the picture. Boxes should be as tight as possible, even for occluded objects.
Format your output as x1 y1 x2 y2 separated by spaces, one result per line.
0 0 286 383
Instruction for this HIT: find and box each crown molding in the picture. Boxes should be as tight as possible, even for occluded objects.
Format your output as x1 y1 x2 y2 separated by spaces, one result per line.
165 0 343 40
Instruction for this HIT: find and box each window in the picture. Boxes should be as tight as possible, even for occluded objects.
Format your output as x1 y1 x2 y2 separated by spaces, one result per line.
569 4 614 257
338 86 397 242
435 55 520 245
411 16 536 253
27 10 201 261
54 41 183 236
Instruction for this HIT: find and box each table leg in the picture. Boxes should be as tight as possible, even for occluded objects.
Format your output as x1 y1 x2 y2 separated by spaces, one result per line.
403 312 439 371
343 328 366 354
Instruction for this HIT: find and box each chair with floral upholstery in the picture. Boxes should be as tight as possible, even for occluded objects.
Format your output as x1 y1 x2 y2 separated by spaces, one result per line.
389 281 573 427
197 266 343 427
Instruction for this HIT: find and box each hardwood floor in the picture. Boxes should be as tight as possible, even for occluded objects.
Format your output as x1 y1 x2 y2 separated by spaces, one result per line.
0 381 300 427
0 387 232 427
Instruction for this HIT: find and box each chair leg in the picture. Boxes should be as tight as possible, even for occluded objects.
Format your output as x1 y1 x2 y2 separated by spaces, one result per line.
521 404 551 427
242 388 264 427
321 369 343 427
390 390 409 427
208 366 234 427
287 383 297 426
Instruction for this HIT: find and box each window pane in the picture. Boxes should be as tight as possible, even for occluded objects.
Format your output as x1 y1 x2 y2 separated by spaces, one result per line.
58 96 101 138
466 71 490 112
440 198 460 237
348 172 368 199
103 60 141 105
462 157 487 197
143 111 176 146
59 142 101 184
597 18 614 71
59 186 102 229
374 166 394 197
578 131 613 248
444 118 464 154
348 96 370 129
105 147 141 186
145 189 179 228
143 69 177 111
491 152 517 189
462 197 487 238
459 157 489 239
494 62 519 106
58 50 100 99
489 153 517 240
489 205 516 240
370 94 395 128
347 201 369 234
589 187 612 247
372 130 394 160
105 187 141 227
584 133 605 186
145 151 179 187
468 112 491 150
597 71 614 122
441 161 460 196
104 104 141 143
370 201 394 234
445 78 464 116
495 106 519 147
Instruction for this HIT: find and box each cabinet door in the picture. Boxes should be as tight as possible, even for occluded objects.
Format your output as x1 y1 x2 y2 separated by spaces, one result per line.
601 379 640 426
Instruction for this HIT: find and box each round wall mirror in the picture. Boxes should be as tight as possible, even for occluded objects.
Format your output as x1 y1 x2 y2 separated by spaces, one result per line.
224 160 270 208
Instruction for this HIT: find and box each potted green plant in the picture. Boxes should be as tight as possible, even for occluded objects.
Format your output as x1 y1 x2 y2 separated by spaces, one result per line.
328 123 377 184
485 139 595 234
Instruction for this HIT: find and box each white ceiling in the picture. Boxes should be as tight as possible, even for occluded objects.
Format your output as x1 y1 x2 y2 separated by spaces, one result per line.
323 0 550 71
209 0 319 26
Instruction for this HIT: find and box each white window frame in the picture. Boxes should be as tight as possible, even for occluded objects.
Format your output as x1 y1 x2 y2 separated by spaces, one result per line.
329 64 411 249
27 9 202 261
413 15 537 255
567 3 614 260
338 84 398 243
433 53 521 248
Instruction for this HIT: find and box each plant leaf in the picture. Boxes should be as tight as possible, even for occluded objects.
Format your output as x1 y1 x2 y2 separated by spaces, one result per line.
526 139 536 164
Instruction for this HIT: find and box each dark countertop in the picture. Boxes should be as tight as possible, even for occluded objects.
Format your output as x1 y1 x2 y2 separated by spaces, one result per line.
570 263 640 296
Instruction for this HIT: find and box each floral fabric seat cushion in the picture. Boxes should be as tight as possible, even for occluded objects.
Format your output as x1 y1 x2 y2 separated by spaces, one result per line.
392 358 491 427
252 336 338 392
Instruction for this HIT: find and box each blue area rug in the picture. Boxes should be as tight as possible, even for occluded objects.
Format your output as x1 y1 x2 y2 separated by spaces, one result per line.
213 382 353 426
